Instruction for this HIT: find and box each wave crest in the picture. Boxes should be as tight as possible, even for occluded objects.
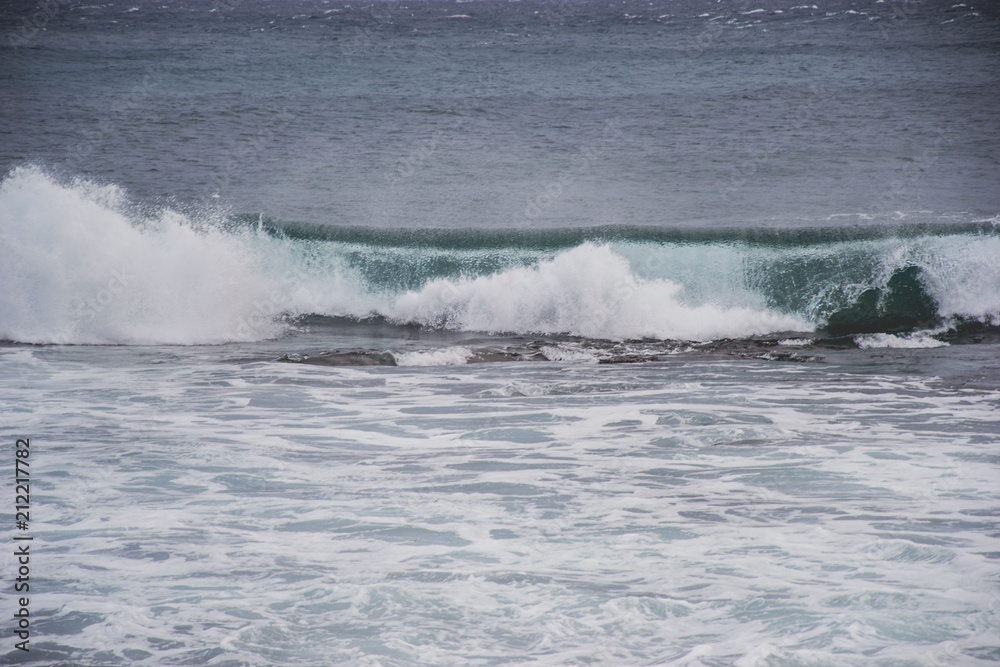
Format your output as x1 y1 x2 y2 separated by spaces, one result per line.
0 167 284 344
2 167 998 345
389 243 807 339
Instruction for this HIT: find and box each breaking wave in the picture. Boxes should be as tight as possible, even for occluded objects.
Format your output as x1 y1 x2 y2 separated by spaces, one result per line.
2 167 998 345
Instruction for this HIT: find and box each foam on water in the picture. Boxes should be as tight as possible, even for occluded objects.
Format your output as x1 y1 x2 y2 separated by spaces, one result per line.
539 344 601 363
3 344 998 665
855 331 950 349
393 346 475 366
0 167 282 344
3 167 999 346
388 243 809 340
777 338 814 346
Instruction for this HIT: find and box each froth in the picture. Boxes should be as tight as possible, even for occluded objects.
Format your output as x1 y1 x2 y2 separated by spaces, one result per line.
393 347 475 366
389 243 809 340
3 167 998 346
0 167 283 344
917 235 1000 319
855 332 949 349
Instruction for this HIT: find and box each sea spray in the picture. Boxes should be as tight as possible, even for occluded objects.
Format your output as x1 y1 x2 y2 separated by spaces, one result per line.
2 167 998 345
0 167 281 344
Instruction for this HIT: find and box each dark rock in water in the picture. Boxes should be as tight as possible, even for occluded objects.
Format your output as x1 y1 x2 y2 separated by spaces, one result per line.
935 318 1000 345
309 352 397 367
825 265 940 335
278 351 397 367
713 438 770 447
467 350 529 363
598 354 657 364
467 348 550 363
702 339 823 363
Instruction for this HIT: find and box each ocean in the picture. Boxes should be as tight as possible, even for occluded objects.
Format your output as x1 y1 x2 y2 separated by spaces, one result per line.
1 0 999 664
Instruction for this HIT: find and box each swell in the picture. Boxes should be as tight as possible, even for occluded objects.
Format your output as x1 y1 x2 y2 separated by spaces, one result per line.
255 216 1000 251
2 166 998 345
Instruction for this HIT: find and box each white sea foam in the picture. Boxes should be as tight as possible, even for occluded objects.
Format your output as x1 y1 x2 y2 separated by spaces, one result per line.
0 167 286 344
777 338 813 346
389 243 809 341
2 169 805 344
539 344 600 363
917 235 1000 319
393 346 475 366
855 332 949 349
5 343 998 664
3 168 999 346
0 167 376 344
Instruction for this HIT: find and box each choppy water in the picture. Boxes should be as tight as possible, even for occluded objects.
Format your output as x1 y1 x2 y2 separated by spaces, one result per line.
2 342 1000 665
2 0 1000 664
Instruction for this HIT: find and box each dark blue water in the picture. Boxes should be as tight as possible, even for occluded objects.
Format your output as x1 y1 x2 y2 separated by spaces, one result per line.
3 0 999 229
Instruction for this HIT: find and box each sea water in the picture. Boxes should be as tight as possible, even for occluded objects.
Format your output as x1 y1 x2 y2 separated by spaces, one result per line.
1 0 999 664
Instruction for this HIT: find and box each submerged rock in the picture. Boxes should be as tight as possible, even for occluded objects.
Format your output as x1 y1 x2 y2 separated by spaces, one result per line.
278 351 397 367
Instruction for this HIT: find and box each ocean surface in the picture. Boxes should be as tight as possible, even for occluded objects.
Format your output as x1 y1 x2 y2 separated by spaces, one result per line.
2 0 1000 664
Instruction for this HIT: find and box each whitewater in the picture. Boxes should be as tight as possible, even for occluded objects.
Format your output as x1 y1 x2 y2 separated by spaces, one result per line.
3 167 999 348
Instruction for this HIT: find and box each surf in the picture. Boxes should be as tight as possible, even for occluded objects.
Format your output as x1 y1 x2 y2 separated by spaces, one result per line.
1 166 998 346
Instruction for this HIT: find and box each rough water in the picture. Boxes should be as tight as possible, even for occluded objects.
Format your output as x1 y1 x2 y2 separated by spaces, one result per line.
1 0 999 664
